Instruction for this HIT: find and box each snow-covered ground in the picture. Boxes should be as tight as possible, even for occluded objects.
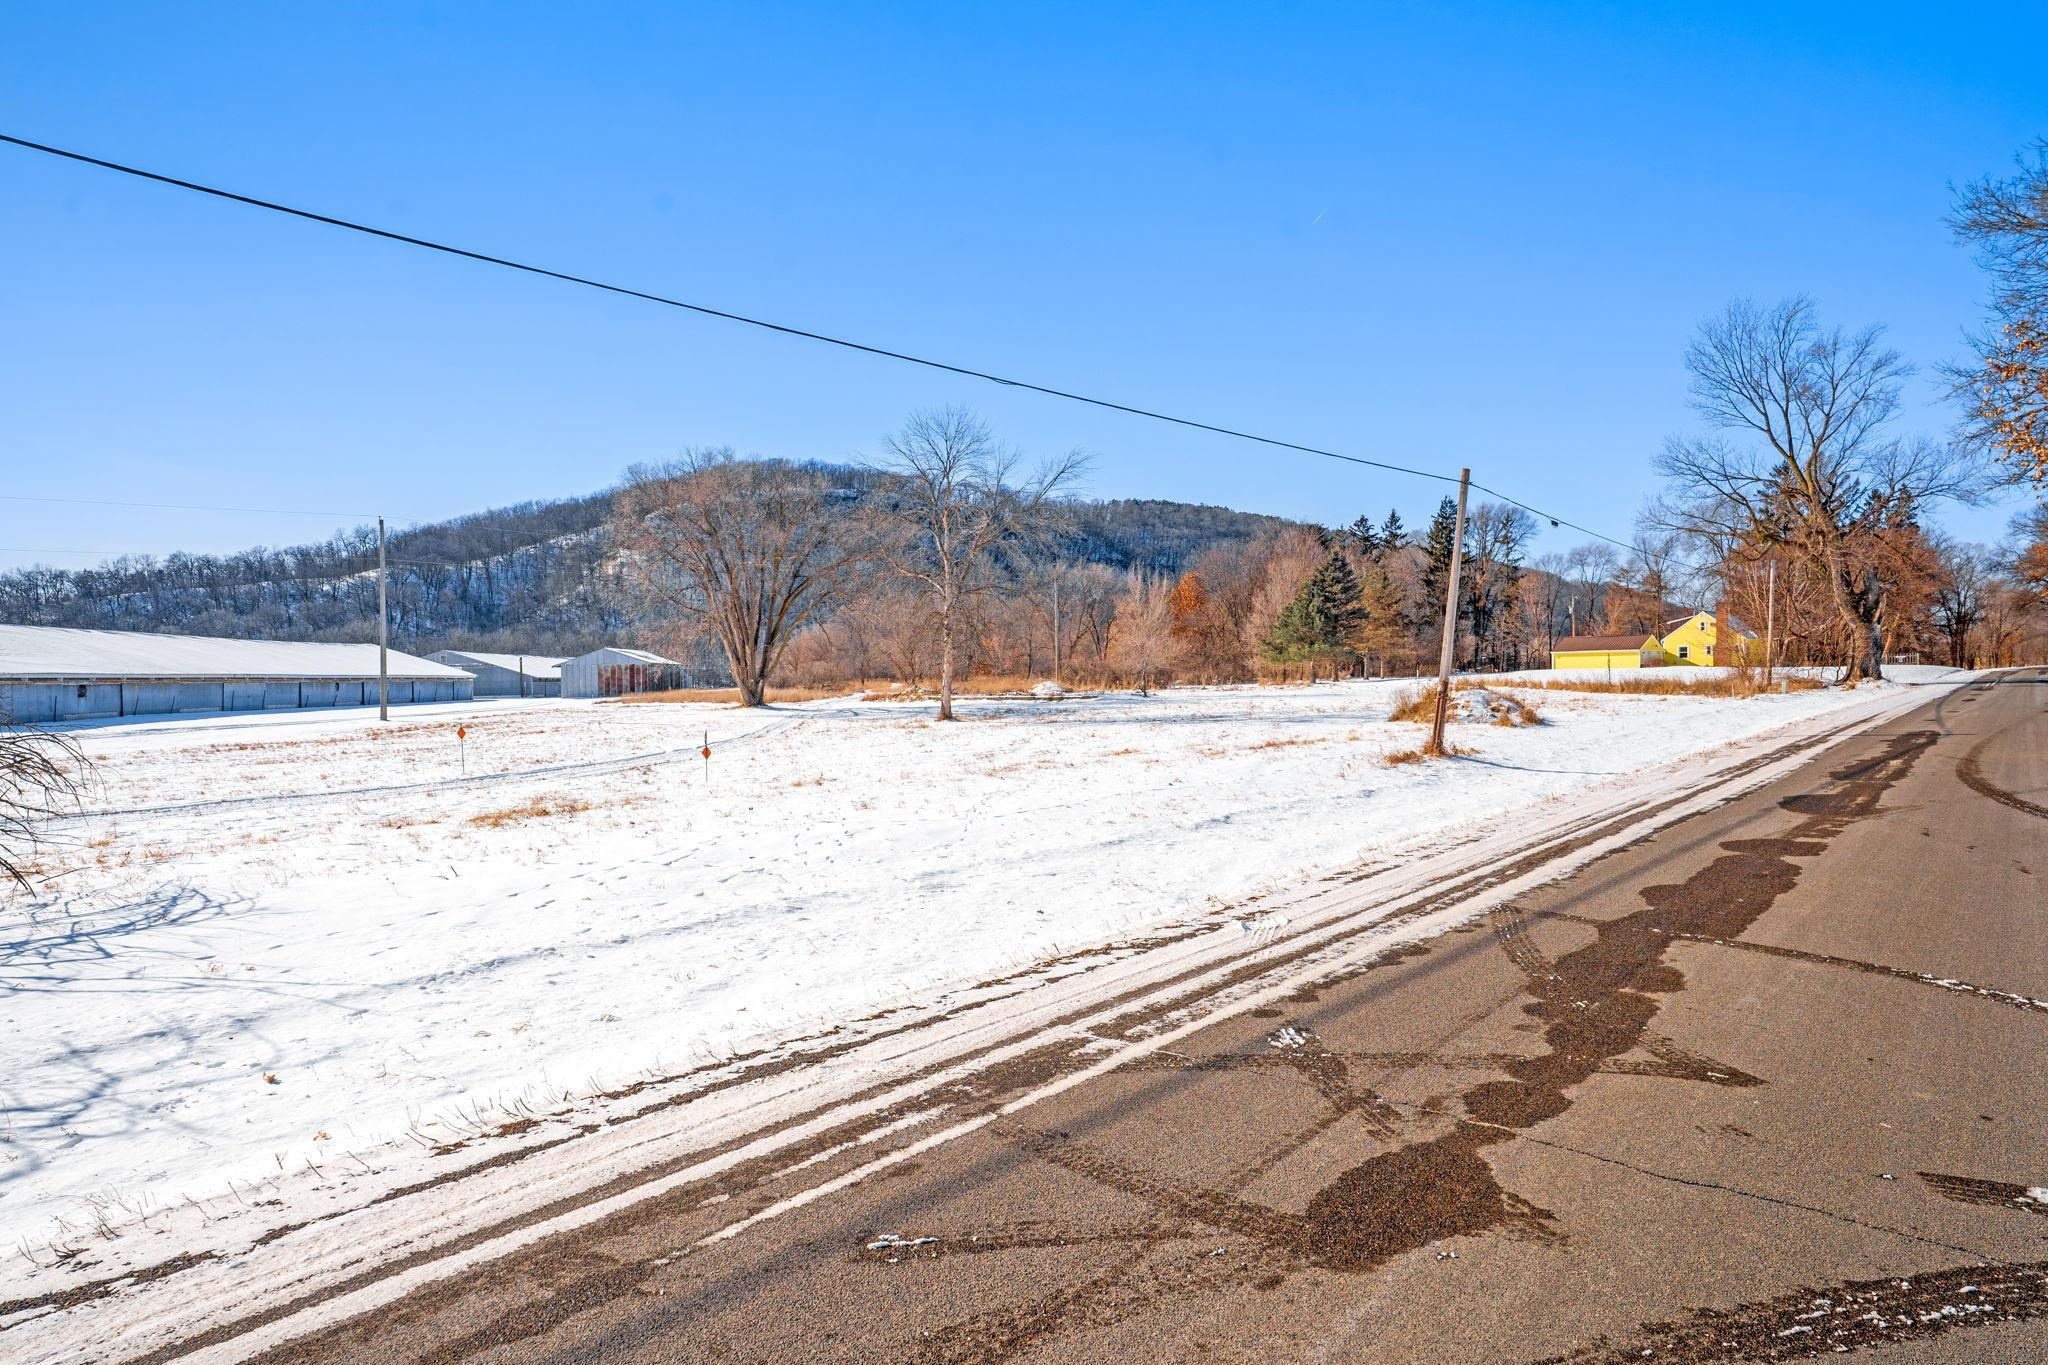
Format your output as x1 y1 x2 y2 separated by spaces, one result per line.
0 669 1971 1264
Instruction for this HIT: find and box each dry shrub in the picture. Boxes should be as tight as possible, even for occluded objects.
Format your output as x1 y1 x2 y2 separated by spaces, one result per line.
467 793 594 828
1493 693 1543 727
1390 682 1541 727
1388 687 1435 724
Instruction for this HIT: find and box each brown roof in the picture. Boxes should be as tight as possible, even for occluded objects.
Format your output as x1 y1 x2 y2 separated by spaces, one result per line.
1554 634 1658 652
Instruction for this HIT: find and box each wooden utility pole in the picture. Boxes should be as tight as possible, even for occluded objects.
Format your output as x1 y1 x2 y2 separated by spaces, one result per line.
1428 469 1471 755
1051 571 1062 681
1763 556 1777 687
377 516 389 721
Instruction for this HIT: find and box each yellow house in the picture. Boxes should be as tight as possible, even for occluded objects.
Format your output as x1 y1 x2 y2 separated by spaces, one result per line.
1550 633 1667 671
1660 610 1759 666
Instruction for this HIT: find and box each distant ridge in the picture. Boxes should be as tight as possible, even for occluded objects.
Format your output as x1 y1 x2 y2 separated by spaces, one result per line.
0 475 1306 655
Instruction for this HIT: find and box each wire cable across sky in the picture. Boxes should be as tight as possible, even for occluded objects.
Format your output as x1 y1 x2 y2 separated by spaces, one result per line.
0 131 1640 556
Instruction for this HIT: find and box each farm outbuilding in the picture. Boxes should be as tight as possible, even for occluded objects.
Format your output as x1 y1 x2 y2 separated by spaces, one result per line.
559 647 688 698
426 650 565 698
1549 633 1668 671
0 624 474 723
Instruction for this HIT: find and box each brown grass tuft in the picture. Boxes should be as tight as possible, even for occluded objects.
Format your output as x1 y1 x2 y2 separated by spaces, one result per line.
1244 736 1330 751
1380 739 1473 766
466 793 594 828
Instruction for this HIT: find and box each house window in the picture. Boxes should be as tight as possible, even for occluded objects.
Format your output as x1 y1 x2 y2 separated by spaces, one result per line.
1677 645 1690 660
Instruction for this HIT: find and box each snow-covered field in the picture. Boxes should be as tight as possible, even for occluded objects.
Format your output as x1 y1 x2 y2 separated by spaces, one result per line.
0 670 1970 1265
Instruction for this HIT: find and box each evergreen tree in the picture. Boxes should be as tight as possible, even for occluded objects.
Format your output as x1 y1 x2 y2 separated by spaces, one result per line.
1260 550 1366 674
1343 514 1383 560
1420 496 1460 620
1379 508 1406 553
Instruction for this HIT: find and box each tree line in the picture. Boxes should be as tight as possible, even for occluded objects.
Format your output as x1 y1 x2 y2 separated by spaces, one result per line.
607 408 1592 708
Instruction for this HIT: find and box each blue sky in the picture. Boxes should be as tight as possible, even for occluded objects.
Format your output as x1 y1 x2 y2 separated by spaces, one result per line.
2 3 2042 572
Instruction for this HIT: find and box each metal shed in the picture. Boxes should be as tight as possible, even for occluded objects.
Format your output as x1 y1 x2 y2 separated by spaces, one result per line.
0 625 474 723
559 647 689 699
426 650 565 698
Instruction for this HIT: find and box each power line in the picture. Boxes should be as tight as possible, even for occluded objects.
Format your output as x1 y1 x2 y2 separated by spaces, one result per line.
0 133 1473 485
1 131 1672 566
0 546 152 558
0 493 393 520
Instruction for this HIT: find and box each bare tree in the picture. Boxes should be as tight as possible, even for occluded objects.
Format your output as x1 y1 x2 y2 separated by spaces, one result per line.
1929 537 1991 668
1461 503 1536 669
866 408 1086 720
1107 571 1174 693
2013 504 2048 603
613 451 860 706
1562 543 1620 636
1948 141 2048 488
1655 297 1989 681
1602 529 1684 635
2 726 89 894
1055 562 1125 673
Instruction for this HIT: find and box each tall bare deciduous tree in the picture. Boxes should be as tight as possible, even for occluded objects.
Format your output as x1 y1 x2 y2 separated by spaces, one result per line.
1655 297 1987 681
1563 543 1620 635
1949 141 2048 489
613 451 859 707
867 408 1086 720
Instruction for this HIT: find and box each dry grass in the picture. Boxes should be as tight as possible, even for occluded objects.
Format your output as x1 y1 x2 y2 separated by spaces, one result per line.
378 814 442 830
1381 739 1472 766
857 675 1076 701
466 793 595 828
1501 672 1822 698
617 685 846 705
1389 682 1541 728
1491 694 1543 727
1244 736 1330 751
624 675 1107 705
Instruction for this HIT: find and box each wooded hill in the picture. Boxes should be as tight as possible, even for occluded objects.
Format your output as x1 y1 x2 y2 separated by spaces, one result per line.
0 481 1301 656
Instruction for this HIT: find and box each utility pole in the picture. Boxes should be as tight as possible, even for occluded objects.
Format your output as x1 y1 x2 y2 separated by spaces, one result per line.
1763 556 1777 687
1428 469 1471 755
377 516 389 721
1051 569 1062 681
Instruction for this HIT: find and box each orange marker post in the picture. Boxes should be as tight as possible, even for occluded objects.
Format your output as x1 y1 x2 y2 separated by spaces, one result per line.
701 730 711 789
456 724 468 777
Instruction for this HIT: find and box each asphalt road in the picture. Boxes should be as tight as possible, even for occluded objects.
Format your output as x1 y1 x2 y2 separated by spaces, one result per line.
261 670 2048 1365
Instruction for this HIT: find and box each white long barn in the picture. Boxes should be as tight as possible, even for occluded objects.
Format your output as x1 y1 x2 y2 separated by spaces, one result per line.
426 650 564 698
0 624 473 722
